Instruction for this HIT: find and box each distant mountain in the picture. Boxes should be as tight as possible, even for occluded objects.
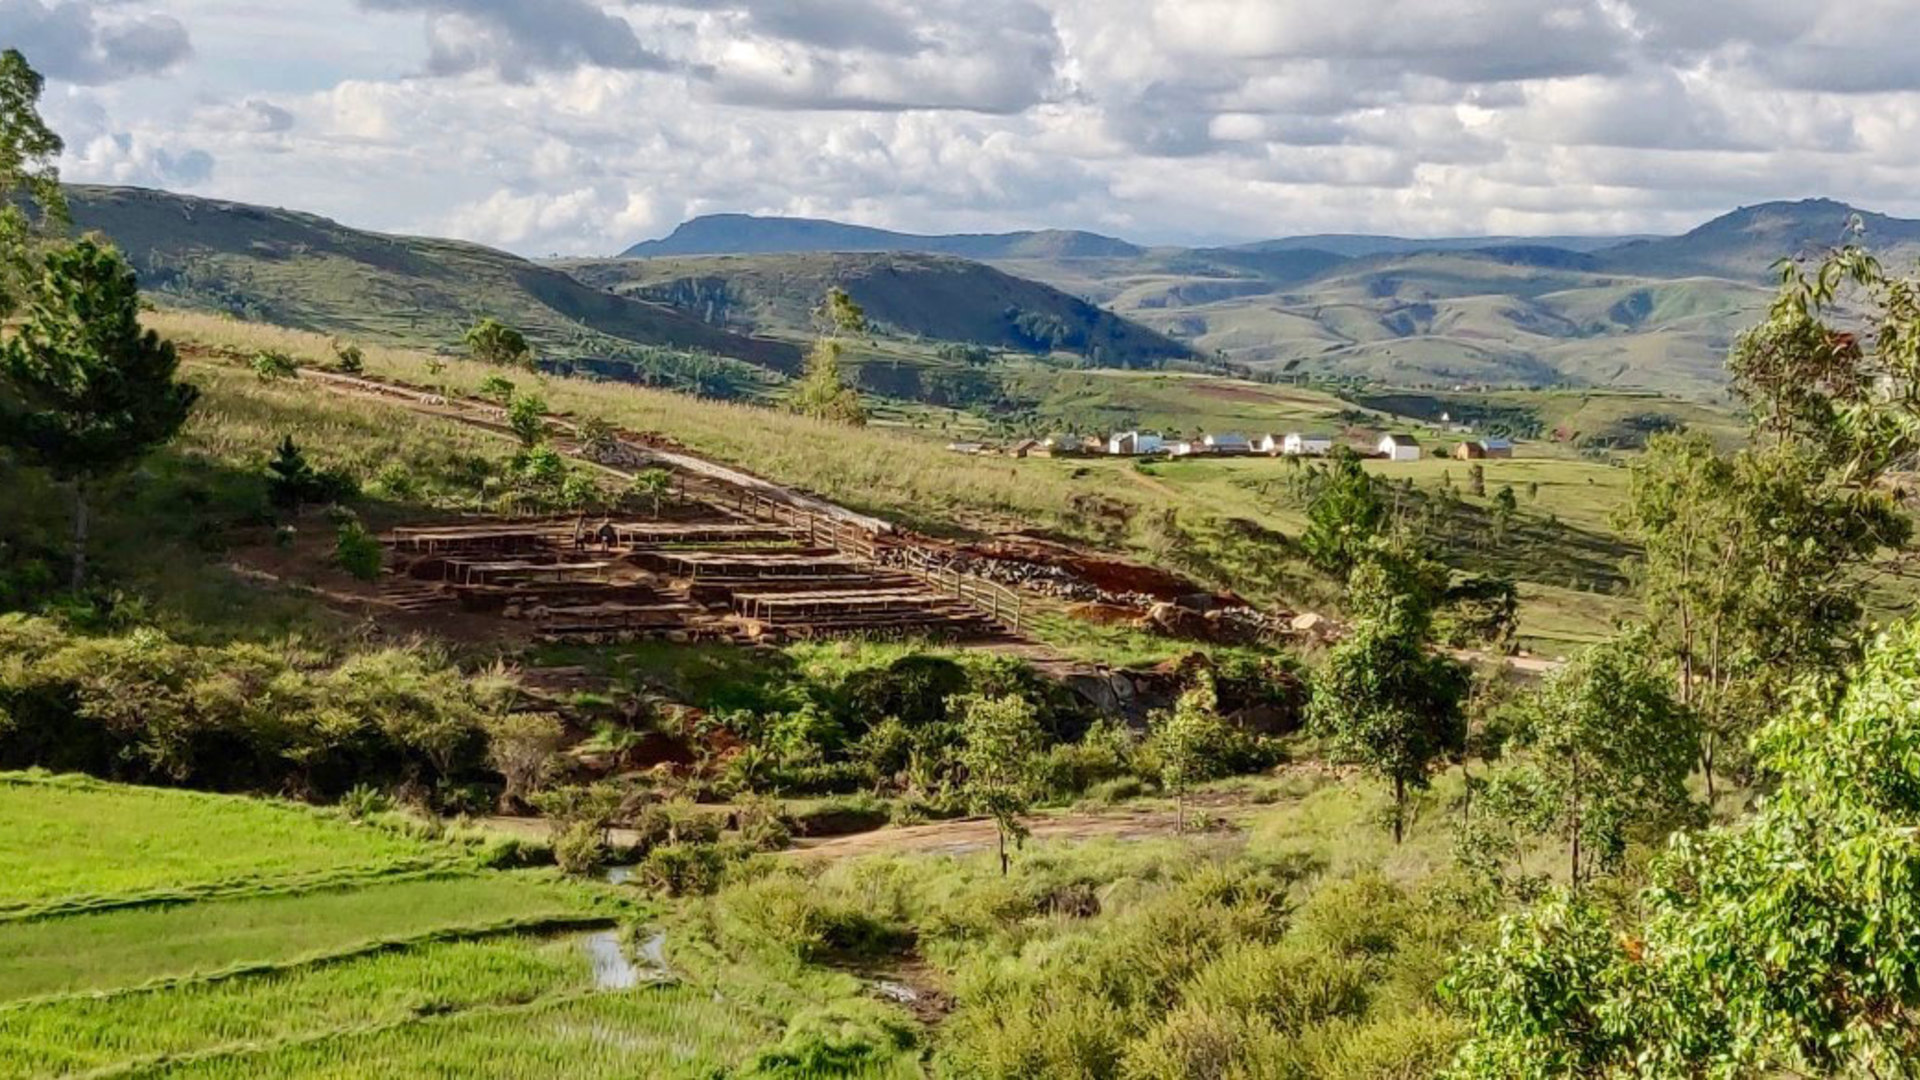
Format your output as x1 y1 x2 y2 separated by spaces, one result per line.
1594 198 1920 279
560 252 1194 368
1229 233 1645 258
67 185 801 373
623 214 1144 260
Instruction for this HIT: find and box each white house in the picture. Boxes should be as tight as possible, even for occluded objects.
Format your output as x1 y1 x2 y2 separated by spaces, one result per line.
1282 433 1335 456
1378 433 1423 462
1203 433 1253 454
1107 431 1165 456
1169 440 1203 457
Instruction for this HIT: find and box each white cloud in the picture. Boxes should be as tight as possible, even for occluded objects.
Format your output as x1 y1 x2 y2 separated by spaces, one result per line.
27 0 1920 255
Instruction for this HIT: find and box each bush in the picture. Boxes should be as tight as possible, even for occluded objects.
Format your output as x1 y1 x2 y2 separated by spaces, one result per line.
338 783 391 820
331 341 364 374
636 842 731 896
251 350 298 380
333 518 383 581
631 798 724 850
741 999 918 1078
553 821 604 876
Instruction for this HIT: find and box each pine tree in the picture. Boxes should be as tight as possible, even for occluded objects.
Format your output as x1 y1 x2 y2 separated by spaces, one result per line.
0 239 197 588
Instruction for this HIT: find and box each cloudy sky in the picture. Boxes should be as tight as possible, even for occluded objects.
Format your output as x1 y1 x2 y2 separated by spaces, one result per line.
8 0 1920 255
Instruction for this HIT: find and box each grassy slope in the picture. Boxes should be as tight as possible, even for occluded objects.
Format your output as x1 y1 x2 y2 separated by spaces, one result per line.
558 251 1194 367
0 774 440 908
66 185 800 371
148 311 1654 648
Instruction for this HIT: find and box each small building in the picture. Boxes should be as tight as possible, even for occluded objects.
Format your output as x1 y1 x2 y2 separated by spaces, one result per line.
1453 441 1486 461
1169 440 1204 457
946 441 988 455
1204 433 1253 455
1282 433 1335 456
1378 433 1423 462
1109 431 1166 456
1481 438 1515 459
1009 439 1041 458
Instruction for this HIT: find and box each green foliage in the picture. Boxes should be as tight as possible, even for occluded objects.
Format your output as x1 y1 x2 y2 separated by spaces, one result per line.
0 238 198 588
1507 634 1696 889
1147 672 1232 827
477 373 516 403
330 339 365 374
332 516 383 582
789 338 867 426
1311 613 1469 844
956 693 1044 874
483 711 564 812
816 286 870 337
506 392 549 448
464 317 532 368
266 435 357 512
0 48 68 316
629 467 673 516
1450 618 1920 1078
1301 448 1388 575
251 349 299 381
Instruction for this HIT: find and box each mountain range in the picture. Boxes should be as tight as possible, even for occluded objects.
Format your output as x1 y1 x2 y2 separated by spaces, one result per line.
60 184 1920 402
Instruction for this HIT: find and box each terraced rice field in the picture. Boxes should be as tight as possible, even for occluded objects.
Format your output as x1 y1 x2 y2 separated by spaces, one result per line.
0 773 818 1079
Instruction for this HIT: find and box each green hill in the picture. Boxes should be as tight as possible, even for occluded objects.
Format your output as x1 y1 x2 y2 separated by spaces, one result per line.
558 251 1195 367
65 185 802 373
622 212 1143 259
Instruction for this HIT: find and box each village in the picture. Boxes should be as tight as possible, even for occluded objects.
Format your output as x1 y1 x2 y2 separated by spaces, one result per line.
948 428 1519 462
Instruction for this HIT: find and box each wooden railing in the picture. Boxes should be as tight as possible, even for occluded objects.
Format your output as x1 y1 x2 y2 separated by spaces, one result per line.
733 490 1023 633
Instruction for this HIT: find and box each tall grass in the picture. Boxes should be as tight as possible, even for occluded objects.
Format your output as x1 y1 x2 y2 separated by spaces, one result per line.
137 986 776 1080
0 873 596 1002
0 934 594 1079
0 773 440 911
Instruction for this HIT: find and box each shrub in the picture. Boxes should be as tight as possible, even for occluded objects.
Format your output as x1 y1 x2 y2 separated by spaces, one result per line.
251 350 298 380
331 341 364 374
631 798 725 850
338 783 391 820
636 842 730 897
333 518 383 581
742 1000 918 1078
553 820 604 876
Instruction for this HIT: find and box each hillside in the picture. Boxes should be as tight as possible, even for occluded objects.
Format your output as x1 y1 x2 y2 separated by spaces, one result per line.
622 213 1143 259
623 201 1919 397
559 251 1195 367
65 185 802 374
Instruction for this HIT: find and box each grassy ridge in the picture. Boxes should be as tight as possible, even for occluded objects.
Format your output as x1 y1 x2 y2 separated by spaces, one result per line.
0 874 596 1002
0 935 595 1079
0 774 439 911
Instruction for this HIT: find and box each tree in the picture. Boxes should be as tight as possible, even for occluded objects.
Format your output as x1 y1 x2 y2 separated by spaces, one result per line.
0 49 69 315
577 414 617 460
1468 463 1486 497
955 693 1043 875
485 711 565 812
630 468 672 517
1299 448 1387 575
466 318 532 368
1490 485 1518 543
0 240 198 589
1509 634 1697 889
265 435 354 513
1310 605 1468 844
1449 619 1920 1078
816 286 870 336
789 338 867 426
1148 671 1231 830
506 393 548 449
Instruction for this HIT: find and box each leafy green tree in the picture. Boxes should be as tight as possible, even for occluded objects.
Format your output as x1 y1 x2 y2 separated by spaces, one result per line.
1510 634 1697 889
1300 448 1387 576
1148 671 1231 830
1468 463 1485 497
333 517 383 582
630 467 673 517
1310 609 1468 844
0 49 69 315
1449 618 1920 1078
956 693 1044 875
465 317 532 368
485 711 564 812
0 240 198 589
506 393 548 449
816 286 870 336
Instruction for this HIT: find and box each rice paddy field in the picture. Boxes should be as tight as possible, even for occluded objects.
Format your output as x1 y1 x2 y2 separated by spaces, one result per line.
0 773 863 1079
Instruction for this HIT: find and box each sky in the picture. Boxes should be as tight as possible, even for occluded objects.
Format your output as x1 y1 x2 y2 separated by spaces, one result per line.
8 0 1920 257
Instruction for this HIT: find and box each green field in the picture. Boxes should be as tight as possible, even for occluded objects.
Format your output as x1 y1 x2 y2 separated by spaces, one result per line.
0 774 842 1079
0 774 444 911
